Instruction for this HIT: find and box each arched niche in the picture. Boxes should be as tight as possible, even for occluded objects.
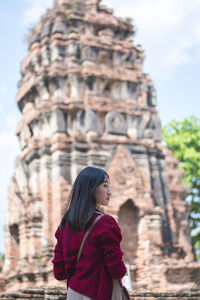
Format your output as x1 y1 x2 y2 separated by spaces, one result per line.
118 199 139 264
9 224 20 268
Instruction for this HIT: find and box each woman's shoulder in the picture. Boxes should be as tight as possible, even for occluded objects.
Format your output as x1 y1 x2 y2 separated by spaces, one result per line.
54 222 69 236
95 212 119 228
94 213 122 242
54 225 63 239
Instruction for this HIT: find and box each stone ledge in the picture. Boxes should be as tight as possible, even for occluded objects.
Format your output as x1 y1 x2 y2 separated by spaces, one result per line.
0 288 200 299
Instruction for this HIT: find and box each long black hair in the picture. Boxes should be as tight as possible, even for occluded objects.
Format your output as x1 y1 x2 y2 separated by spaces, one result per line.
60 166 109 231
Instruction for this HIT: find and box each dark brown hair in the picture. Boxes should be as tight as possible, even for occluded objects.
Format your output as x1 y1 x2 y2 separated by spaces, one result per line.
60 166 108 231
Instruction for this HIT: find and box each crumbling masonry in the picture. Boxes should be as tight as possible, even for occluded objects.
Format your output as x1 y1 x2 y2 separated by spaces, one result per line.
1 0 200 293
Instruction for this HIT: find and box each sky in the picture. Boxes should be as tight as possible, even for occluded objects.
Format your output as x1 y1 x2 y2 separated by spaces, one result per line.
0 0 200 253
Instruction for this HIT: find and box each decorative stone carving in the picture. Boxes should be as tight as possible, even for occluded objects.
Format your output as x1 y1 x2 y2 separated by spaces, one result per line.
105 112 127 135
41 22 51 39
52 18 68 35
14 158 29 192
152 116 163 141
85 110 99 133
41 47 51 66
148 86 157 107
51 109 66 134
18 125 32 150
127 115 140 140
138 114 151 138
38 80 50 101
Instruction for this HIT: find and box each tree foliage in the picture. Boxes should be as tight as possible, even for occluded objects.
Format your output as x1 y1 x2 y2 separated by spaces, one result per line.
163 116 200 260
0 252 5 261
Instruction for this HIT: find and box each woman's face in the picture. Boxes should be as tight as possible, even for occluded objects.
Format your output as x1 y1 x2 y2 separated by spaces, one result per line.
94 176 111 207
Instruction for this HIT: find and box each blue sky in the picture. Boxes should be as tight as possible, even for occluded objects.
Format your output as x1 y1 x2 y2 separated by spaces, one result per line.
0 0 199 253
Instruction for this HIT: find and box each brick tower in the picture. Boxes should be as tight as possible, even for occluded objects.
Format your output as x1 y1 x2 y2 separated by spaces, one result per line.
1 0 200 292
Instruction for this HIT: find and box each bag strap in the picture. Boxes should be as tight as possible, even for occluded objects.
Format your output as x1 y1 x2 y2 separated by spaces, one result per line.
76 214 104 264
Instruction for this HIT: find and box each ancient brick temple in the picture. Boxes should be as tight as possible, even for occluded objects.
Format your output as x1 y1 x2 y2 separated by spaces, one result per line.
1 0 200 293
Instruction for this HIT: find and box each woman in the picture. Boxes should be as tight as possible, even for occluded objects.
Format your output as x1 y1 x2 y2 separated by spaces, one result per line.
52 166 127 300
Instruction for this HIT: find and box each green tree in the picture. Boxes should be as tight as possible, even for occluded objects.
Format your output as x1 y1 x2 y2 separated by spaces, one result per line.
163 116 200 260
0 252 5 261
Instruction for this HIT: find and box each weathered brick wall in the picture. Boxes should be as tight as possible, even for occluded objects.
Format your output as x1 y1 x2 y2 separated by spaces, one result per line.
0 288 200 300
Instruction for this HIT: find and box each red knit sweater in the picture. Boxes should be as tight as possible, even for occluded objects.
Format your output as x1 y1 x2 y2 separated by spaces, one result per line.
52 212 126 300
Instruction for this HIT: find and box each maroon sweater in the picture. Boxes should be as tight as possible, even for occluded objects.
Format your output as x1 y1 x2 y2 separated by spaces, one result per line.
52 212 126 300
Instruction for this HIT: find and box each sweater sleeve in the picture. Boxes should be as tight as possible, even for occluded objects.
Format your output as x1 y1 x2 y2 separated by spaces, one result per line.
99 215 127 280
52 227 67 281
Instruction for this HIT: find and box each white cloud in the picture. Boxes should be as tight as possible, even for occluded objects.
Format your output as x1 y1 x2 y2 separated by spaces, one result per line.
0 104 2 112
22 0 54 28
5 115 20 131
102 0 200 79
0 130 19 156
0 129 20 253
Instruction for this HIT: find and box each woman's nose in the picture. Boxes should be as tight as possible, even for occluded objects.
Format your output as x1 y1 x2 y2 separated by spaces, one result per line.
108 188 112 195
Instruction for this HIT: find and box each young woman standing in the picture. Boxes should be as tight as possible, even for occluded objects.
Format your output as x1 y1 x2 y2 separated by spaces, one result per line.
52 166 127 300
